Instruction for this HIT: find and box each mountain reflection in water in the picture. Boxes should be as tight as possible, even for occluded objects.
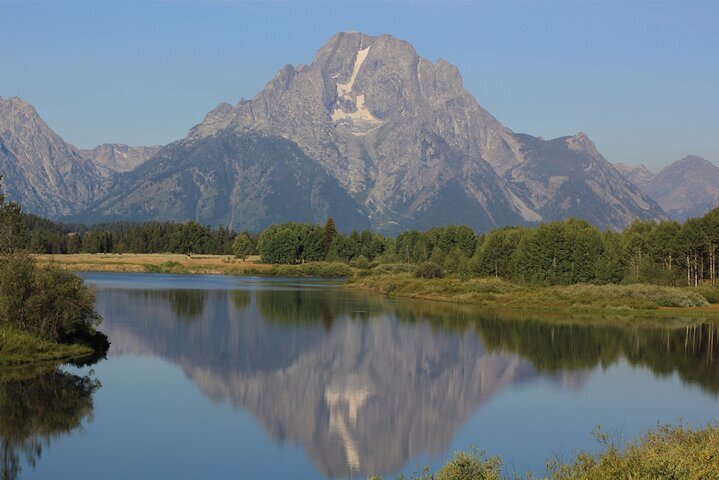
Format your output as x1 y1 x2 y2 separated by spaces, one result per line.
90 279 719 478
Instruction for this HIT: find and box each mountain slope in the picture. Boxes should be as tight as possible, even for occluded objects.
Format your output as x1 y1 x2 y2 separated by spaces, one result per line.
507 133 666 227
0 96 104 217
644 155 719 221
83 132 370 231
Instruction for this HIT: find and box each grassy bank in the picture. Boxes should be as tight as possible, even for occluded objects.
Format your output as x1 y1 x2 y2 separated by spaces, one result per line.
34 253 353 277
370 423 719 479
348 273 716 314
0 324 93 365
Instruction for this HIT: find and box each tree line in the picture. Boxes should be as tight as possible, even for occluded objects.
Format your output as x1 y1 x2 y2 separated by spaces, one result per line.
17 200 719 287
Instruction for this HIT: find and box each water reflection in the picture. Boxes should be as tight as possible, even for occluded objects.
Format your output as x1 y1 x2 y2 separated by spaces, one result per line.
92 281 719 478
0 365 100 480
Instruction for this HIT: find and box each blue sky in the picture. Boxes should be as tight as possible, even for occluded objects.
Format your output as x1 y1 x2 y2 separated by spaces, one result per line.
1 1 717 170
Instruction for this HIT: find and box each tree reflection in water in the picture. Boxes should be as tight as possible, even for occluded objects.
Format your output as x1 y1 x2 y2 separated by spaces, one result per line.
0 365 100 480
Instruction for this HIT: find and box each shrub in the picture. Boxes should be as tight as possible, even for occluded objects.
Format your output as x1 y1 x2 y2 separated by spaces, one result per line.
415 262 444 279
695 286 719 304
370 263 415 275
269 262 352 277
0 254 101 341
435 449 502 480
350 255 370 269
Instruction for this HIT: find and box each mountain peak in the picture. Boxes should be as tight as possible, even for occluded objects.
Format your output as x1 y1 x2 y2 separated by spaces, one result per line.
677 154 713 167
0 95 39 115
645 155 719 221
565 131 599 156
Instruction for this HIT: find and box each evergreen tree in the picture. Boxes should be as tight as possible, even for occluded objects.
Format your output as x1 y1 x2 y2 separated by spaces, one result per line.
322 217 338 257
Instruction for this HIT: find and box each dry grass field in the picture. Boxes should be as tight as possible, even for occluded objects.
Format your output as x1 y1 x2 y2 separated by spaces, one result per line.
34 253 272 275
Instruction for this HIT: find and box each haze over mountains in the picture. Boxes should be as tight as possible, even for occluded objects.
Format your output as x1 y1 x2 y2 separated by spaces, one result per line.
0 32 715 231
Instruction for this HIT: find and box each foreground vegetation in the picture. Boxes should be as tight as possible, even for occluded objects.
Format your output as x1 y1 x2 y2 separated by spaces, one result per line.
0 176 108 363
370 423 719 480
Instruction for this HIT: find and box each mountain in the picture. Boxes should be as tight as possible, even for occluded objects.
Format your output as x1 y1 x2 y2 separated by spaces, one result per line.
82 132 370 231
80 143 162 176
614 163 655 188
2 33 667 231
176 31 663 231
643 155 719 221
507 133 665 228
0 96 105 217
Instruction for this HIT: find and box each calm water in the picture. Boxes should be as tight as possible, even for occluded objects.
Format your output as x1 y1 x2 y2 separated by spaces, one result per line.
3 272 719 479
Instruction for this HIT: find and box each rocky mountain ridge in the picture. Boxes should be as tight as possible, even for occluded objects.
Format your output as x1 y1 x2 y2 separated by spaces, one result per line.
0 95 164 217
0 32 679 231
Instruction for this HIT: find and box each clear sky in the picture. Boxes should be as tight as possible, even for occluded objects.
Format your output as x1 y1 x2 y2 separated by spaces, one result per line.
1 1 717 170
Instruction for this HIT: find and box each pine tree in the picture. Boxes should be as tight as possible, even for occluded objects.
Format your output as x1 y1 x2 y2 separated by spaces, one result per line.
323 217 338 256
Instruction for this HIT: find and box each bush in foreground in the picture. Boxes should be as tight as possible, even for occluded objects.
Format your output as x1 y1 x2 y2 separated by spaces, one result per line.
415 262 444 279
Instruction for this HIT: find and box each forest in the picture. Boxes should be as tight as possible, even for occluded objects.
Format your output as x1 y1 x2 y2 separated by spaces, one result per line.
22 208 719 288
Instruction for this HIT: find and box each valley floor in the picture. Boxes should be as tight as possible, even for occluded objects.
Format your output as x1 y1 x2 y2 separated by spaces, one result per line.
34 253 272 275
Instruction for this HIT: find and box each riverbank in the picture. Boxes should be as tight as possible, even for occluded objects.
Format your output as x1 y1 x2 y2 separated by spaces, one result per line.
348 273 719 315
33 255 719 315
0 324 94 365
34 253 353 277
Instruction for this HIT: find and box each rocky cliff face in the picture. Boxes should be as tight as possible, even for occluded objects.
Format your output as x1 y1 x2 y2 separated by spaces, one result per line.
0 96 105 217
643 155 719 221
